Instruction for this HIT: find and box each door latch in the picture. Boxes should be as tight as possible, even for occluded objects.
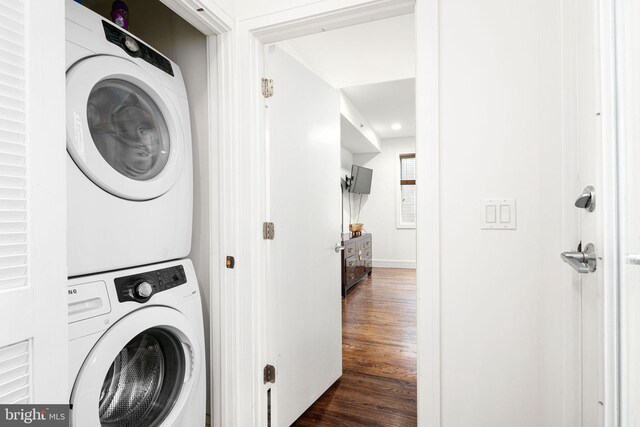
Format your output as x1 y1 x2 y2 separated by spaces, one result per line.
561 242 597 273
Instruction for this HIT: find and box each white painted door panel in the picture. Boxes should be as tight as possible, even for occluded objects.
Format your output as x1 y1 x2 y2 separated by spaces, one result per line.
265 45 342 427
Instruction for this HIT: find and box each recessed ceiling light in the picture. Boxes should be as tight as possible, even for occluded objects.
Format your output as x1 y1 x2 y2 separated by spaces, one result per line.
391 123 402 130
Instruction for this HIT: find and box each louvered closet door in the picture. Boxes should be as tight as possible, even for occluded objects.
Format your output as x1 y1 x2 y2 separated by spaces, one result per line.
0 0 67 405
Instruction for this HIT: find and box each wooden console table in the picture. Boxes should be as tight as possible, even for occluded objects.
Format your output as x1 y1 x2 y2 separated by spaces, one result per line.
341 233 372 297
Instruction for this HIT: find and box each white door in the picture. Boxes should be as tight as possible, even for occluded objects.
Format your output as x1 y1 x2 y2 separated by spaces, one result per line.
264 45 342 427
0 0 67 406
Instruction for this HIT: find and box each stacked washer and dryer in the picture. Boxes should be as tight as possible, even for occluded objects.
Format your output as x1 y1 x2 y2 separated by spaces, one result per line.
65 1 205 426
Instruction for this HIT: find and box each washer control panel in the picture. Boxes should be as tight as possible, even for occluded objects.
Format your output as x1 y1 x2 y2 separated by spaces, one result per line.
114 264 187 303
102 20 174 76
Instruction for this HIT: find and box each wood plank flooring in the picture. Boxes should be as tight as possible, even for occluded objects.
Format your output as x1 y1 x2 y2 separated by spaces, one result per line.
293 268 417 426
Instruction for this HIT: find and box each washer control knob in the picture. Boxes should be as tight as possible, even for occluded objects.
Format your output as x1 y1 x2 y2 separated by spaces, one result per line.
135 281 153 299
123 36 140 54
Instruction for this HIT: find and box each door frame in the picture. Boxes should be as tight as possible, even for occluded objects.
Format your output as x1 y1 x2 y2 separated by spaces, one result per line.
231 0 441 425
599 0 619 424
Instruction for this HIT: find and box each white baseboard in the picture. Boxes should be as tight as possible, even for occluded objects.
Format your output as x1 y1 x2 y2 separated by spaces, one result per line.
373 259 417 269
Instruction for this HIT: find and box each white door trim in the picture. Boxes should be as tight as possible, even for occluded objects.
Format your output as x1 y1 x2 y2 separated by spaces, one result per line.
160 0 234 35
600 0 619 424
231 1 441 425
415 1 441 425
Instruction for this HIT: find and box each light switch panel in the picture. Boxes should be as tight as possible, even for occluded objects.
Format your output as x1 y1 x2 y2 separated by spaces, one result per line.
481 199 516 230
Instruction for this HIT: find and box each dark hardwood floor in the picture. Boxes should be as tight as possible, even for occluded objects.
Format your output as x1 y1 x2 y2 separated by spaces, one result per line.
293 268 417 426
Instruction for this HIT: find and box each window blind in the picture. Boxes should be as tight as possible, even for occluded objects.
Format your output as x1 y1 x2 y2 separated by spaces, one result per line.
400 155 416 224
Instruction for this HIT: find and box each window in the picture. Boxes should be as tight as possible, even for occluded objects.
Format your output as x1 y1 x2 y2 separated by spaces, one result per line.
398 153 416 228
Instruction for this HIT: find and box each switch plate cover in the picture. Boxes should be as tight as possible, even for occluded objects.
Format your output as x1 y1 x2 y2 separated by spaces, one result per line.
481 199 516 230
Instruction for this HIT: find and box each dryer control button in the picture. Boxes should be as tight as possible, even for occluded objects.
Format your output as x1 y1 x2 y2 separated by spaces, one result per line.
135 281 153 299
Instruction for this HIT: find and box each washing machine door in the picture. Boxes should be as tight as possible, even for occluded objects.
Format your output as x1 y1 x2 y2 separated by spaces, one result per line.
66 55 184 201
70 307 202 427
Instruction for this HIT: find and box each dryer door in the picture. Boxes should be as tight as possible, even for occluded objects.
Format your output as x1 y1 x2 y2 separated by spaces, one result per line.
66 56 184 201
70 307 202 427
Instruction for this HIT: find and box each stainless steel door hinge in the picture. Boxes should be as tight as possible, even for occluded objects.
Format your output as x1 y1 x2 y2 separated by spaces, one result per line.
262 78 274 98
263 222 275 240
264 364 276 384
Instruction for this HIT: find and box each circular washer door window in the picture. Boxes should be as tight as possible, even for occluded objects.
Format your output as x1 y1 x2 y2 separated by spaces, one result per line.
67 56 184 201
99 328 185 427
70 307 202 427
87 79 170 182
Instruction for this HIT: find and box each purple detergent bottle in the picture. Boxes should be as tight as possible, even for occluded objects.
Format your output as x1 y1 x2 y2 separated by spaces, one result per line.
111 1 129 30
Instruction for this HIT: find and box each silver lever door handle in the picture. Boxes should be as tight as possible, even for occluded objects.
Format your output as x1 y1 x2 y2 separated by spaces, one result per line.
335 243 345 253
561 243 597 273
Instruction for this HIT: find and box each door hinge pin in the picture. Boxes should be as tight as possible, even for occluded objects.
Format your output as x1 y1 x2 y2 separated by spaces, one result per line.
263 222 275 240
262 78 274 98
264 364 276 384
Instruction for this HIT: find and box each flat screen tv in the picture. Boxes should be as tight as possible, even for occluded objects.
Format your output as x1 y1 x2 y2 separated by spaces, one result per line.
350 165 373 194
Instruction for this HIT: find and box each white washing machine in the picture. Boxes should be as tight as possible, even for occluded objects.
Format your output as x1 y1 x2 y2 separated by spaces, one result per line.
68 259 205 427
66 0 193 277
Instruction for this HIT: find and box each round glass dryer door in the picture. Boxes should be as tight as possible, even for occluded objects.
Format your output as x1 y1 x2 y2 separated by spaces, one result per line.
98 328 184 427
70 307 202 427
66 56 184 201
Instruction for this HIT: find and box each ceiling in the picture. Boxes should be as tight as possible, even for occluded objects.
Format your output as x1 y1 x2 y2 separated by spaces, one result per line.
341 79 415 139
280 13 415 89
278 13 416 140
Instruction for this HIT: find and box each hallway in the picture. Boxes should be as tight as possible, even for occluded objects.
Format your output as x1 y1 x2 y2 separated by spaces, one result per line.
294 268 417 426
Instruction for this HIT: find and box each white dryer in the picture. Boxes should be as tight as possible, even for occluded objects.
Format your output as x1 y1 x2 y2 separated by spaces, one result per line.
66 0 193 276
68 259 205 427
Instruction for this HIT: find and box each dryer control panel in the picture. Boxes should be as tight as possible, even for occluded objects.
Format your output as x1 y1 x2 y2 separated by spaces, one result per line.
114 264 187 303
102 20 174 76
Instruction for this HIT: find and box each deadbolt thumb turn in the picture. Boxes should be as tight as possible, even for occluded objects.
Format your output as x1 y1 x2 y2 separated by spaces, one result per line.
575 186 595 212
561 242 597 273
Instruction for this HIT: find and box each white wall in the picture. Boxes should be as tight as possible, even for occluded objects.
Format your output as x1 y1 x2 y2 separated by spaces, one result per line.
341 147 353 177
107 0 575 425
340 93 381 151
434 0 569 425
352 138 416 268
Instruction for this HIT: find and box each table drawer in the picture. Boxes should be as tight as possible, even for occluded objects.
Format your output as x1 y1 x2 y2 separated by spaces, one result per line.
363 237 372 249
346 267 358 283
344 242 357 257
345 255 357 269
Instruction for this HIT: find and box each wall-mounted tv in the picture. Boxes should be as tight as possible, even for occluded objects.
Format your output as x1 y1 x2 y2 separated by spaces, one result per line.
350 165 373 194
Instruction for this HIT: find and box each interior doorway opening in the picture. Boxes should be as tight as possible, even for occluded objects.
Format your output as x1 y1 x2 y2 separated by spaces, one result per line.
265 12 418 425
